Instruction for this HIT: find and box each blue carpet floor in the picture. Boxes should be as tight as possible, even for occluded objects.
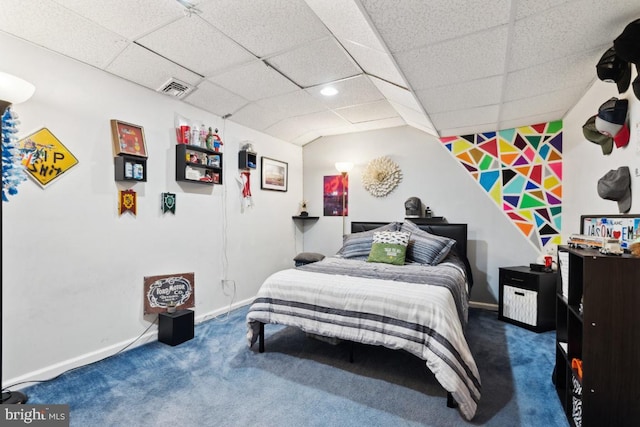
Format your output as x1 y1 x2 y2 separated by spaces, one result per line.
23 306 568 426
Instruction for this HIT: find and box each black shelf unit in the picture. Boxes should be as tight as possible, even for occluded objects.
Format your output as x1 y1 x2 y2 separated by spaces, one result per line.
176 144 223 185
554 246 640 427
239 149 257 169
114 155 147 182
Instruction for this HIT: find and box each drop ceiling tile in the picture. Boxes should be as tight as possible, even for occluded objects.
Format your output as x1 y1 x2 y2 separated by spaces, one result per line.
504 48 602 102
342 41 406 87
136 16 255 77
106 44 202 90
256 90 326 118
291 110 352 130
355 117 406 133
199 0 328 57
263 119 310 142
291 130 322 146
415 75 504 114
429 104 499 130
304 0 385 50
265 110 350 141
267 38 361 88
498 110 565 131
184 80 249 117
440 123 499 138
335 100 398 124
208 61 299 101
0 0 128 69
307 75 383 109
394 25 508 91
360 0 510 53
53 0 183 39
369 77 421 111
513 0 572 20
499 86 585 122
509 1 640 70
390 102 435 131
229 102 282 131
403 119 438 137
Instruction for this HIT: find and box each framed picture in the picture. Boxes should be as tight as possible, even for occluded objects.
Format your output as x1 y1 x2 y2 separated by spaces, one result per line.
261 157 288 192
111 119 148 158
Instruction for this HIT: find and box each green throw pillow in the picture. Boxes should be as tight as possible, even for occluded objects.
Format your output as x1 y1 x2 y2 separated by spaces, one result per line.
367 231 410 265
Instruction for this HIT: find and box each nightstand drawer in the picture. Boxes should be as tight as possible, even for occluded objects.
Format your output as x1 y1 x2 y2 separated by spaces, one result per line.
500 268 537 290
502 285 538 326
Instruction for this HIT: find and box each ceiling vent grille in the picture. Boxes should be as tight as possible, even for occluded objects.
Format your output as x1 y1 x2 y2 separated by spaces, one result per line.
157 78 195 98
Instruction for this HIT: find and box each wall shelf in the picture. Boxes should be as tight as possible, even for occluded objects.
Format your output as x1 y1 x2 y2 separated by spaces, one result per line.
292 216 319 221
114 155 147 182
175 144 223 185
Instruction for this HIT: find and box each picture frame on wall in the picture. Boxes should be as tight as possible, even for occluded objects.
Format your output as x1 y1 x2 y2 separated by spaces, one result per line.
111 119 148 158
261 157 288 192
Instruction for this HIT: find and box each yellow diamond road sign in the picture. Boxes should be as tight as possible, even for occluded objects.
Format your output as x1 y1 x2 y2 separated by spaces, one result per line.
18 127 79 187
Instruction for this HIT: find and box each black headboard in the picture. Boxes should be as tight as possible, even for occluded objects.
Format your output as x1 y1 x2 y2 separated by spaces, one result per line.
351 221 473 288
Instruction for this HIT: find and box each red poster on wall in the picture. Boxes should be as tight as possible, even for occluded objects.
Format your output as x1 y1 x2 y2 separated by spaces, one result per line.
324 174 348 216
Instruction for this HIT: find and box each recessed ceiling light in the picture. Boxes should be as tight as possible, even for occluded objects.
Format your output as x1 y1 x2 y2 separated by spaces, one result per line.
320 86 338 97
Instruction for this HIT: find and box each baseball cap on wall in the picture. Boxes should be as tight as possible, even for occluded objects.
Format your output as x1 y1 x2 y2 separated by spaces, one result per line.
596 47 631 93
614 19 640 65
612 123 630 148
595 97 630 148
583 115 613 155
597 97 628 125
597 166 632 213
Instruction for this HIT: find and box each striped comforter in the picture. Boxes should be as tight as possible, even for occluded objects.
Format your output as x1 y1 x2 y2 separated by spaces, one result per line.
246 256 481 420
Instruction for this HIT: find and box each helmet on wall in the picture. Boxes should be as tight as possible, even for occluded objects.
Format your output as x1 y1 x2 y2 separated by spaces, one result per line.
405 197 422 218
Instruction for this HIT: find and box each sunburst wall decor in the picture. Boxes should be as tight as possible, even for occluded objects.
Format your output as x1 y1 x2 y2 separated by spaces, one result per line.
441 121 563 252
362 156 402 197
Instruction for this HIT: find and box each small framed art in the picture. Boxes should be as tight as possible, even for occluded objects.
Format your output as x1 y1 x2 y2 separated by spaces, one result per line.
111 119 148 158
261 157 288 192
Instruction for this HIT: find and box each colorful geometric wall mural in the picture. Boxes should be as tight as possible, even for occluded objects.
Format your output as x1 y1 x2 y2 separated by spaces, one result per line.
440 121 563 252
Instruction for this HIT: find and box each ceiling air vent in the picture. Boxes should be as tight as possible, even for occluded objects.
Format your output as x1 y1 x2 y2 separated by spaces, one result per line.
157 78 195 99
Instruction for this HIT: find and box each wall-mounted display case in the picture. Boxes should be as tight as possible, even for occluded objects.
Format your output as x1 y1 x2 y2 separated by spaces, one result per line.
176 144 223 185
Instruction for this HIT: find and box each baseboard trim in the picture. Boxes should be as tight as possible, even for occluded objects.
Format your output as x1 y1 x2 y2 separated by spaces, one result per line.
469 301 499 311
5 298 254 391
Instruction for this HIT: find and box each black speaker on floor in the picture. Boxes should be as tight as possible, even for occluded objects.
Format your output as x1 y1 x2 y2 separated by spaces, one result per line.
158 309 194 346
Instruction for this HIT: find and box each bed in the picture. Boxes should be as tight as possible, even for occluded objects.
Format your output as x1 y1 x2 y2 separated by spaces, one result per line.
246 221 481 420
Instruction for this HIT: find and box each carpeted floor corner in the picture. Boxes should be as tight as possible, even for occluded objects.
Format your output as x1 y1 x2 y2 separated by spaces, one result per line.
23 306 568 426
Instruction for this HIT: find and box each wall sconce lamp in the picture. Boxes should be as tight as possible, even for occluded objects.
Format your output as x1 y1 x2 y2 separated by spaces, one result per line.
335 162 353 236
1 71 35 405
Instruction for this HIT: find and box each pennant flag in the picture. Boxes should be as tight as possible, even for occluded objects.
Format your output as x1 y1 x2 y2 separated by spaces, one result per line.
119 189 137 216
162 192 176 214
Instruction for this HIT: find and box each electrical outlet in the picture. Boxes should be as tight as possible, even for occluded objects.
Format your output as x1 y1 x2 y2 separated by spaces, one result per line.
635 167 640 178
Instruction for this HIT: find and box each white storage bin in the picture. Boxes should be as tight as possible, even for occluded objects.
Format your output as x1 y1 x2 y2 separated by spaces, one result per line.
502 285 537 326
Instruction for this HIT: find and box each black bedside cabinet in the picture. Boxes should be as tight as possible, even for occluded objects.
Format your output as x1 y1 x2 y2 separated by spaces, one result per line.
158 309 194 346
498 266 557 332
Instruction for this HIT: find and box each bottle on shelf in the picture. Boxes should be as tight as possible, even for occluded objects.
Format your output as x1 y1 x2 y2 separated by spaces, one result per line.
191 124 200 146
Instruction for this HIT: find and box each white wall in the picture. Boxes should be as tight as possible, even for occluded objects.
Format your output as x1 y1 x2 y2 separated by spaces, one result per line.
302 126 539 305
302 81 640 306
1 33 302 387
